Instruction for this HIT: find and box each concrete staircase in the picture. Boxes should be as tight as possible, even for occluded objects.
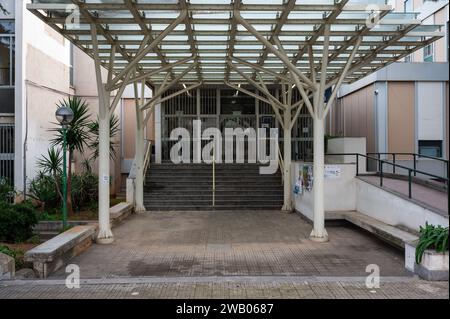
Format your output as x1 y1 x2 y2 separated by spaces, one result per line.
144 163 284 211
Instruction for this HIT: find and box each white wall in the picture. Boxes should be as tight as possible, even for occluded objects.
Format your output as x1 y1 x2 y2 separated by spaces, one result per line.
291 162 357 220
326 137 367 173
417 81 445 141
14 0 72 194
356 179 449 230
292 162 448 232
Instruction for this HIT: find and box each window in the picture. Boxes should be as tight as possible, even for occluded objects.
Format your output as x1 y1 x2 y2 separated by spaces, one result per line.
405 54 412 62
418 140 442 158
0 20 14 87
220 89 255 115
403 0 413 12
423 44 434 62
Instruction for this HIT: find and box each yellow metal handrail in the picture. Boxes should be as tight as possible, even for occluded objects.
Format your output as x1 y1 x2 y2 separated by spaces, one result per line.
143 140 152 185
278 147 284 184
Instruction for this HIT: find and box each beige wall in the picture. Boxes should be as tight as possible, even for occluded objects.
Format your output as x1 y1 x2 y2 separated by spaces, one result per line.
72 47 123 195
122 98 155 160
333 84 376 153
387 82 416 156
26 45 71 94
446 82 449 160
122 99 136 160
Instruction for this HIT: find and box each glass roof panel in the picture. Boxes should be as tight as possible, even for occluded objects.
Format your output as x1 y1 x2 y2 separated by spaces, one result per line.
28 0 444 85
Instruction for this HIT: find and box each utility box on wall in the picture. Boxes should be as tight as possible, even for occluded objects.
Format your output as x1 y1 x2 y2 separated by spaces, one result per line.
326 137 367 174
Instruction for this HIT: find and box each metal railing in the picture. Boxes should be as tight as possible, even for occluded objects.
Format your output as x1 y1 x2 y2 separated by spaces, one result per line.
278 147 284 185
366 152 449 180
0 123 14 191
143 140 153 181
126 140 152 204
326 153 449 215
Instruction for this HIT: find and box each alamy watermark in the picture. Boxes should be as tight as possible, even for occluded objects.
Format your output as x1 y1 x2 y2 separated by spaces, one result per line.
169 120 279 174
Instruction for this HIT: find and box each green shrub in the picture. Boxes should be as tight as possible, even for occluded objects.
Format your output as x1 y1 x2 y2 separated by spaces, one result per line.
71 172 98 210
415 223 449 264
28 172 61 210
0 177 15 203
0 244 25 269
0 201 38 243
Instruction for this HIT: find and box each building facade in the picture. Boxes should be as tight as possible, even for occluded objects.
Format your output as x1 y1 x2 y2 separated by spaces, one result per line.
330 0 449 177
0 0 154 197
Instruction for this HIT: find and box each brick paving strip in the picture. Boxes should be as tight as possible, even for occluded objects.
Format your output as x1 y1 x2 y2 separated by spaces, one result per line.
0 276 448 299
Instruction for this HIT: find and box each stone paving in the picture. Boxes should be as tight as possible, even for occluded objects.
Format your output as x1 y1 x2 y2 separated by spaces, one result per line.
0 277 448 299
49 211 407 278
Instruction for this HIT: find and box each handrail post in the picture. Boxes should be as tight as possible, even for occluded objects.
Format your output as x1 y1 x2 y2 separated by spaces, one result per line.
356 154 359 176
212 140 216 208
413 154 417 176
380 160 383 187
366 154 369 172
378 153 381 173
408 169 412 198
392 153 396 174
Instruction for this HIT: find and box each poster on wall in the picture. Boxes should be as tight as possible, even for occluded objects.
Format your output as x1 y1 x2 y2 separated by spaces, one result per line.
294 165 313 195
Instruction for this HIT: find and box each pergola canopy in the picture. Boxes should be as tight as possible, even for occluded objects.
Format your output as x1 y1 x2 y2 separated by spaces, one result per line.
26 1 445 243
28 0 443 86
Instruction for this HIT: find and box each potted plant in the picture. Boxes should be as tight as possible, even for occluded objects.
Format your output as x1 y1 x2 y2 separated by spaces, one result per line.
405 223 449 281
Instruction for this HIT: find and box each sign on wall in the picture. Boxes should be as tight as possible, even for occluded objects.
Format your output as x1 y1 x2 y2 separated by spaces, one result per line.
324 165 341 179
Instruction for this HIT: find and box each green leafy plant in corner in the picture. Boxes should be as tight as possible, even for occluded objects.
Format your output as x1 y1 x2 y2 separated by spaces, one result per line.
415 223 449 264
0 201 38 243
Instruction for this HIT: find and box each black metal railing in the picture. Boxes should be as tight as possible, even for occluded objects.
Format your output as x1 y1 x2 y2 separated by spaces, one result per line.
366 152 449 180
326 153 449 215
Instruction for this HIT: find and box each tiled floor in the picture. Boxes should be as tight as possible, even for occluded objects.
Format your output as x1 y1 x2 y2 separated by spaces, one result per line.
50 211 408 278
0 277 448 299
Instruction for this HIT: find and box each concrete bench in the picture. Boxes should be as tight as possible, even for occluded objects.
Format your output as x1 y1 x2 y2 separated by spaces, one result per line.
24 225 96 278
0 252 14 280
342 211 418 249
110 202 133 227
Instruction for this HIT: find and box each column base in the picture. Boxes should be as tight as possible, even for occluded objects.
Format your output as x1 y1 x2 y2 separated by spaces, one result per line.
281 204 293 212
96 236 114 245
135 205 147 214
309 229 329 243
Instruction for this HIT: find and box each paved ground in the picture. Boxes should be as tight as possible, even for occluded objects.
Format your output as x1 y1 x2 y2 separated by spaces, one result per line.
50 211 408 278
0 277 448 299
358 176 448 214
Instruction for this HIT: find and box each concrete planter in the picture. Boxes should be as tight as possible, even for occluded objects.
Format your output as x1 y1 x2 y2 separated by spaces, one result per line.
0 252 15 280
405 240 449 281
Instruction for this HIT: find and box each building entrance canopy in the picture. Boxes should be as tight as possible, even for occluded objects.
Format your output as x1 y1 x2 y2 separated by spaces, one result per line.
27 0 444 244
28 0 442 86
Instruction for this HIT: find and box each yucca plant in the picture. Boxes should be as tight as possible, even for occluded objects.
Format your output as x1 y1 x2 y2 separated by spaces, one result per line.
36 147 63 202
415 223 449 264
88 114 120 160
50 97 91 214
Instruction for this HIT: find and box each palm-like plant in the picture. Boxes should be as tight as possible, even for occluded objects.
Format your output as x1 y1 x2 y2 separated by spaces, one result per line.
50 97 91 214
37 147 63 202
88 114 120 160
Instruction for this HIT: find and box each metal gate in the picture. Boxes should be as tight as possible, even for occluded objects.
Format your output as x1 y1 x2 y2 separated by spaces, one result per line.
161 87 314 162
0 123 14 186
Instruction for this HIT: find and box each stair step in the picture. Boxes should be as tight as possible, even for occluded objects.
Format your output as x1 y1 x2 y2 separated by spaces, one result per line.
144 162 283 211
145 205 283 211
